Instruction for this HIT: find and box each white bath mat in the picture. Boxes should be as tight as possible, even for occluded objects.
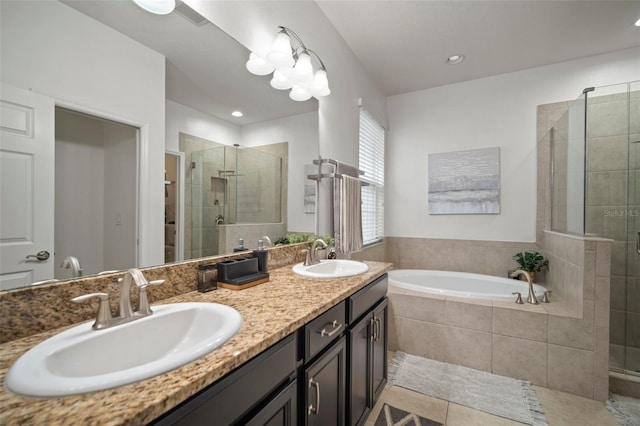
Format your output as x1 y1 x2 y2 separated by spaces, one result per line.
388 351 547 426
607 393 640 425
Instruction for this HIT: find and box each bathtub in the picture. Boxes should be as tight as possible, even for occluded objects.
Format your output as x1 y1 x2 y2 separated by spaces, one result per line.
388 269 547 302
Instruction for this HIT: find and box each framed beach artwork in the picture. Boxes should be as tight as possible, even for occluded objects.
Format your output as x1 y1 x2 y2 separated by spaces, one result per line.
427 147 500 214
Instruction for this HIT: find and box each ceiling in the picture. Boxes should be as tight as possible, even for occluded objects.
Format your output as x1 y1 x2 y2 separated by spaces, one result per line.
61 0 317 125
63 0 640 122
317 0 640 96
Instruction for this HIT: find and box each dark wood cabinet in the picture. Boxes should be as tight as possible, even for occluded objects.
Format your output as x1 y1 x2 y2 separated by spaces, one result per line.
371 300 388 404
347 275 388 426
151 334 297 426
347 300 388 426
304 336 346 426
245 379 297 426
151 274 388 426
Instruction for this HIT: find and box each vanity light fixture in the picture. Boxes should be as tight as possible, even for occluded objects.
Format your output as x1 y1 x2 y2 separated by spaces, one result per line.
132 0 175 15
446 54 465 64
245 26 330 102
231 111 244 118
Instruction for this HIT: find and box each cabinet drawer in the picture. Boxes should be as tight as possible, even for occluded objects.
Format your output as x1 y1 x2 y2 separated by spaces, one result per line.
152 334 296 425
348 274 387 323
305 301 346 361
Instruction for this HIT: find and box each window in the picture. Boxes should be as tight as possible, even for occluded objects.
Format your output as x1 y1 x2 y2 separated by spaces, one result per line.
358 108 384 246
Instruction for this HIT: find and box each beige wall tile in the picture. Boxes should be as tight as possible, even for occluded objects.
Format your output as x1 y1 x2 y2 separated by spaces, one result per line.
492 334 548 386
388 315 401 351
445 300 492 333
595 324 610 380
595 241 612 277
564 262 583 310
588 99 629 138
548 344 594 398
583 250 596 301
587 135 629 172
548 301 594 351
610 309 626 345
493 307 548 342
399 318 447 362
565 237 583 266
593 377 609 402
390 293 446 324
444 326 492 372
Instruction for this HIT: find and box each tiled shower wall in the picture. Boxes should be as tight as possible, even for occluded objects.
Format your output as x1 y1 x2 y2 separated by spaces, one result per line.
585 92 640 373
538 91 640 375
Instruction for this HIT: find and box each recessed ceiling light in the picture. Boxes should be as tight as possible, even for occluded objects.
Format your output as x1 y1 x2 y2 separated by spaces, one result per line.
446 55 465 65
231 111 243 117
635 18 640 27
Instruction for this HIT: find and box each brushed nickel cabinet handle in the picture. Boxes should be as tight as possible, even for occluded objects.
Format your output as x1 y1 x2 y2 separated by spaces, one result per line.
370 317 376 341
319 320 342 337
308 378 320 415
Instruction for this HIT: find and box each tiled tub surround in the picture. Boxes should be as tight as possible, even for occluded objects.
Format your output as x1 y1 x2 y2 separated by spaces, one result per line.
386 233 612 401
0 254 392 424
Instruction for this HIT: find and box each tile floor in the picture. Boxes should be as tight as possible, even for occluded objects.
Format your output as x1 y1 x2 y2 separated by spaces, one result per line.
365 384 619 425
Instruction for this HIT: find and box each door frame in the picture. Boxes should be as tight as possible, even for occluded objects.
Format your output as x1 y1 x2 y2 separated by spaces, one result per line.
55 98 144 268
165 150 185 262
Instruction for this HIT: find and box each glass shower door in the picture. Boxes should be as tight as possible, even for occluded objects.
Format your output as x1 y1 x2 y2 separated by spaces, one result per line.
626 81 640 374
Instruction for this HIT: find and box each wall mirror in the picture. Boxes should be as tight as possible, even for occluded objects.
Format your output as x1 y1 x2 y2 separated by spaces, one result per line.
0 0 319 289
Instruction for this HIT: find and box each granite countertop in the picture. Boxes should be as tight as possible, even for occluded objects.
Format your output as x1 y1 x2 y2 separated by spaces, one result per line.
0 261 392 425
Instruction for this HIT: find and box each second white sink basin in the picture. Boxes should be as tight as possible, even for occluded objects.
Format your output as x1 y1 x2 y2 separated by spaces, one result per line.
5 302 242 397
293 259 369 279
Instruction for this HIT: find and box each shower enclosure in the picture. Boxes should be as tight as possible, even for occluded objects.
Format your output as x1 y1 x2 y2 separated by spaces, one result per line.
186 145 282 259
549 81 639 377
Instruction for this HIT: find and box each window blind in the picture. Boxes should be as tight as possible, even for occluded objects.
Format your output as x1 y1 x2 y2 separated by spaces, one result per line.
358 108 384 246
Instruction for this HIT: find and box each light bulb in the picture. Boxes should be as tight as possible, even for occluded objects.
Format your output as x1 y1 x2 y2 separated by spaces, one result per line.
292 52 314 83
289 85 312 102
309 69 330 98
246 52 274 76
270 70 293 90
266 31 294 68
132 0 175 15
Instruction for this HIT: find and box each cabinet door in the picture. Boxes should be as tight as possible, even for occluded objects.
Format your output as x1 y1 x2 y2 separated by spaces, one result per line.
348 313 372 426
245 380 297 426
305 337 346 426
371 299 388 404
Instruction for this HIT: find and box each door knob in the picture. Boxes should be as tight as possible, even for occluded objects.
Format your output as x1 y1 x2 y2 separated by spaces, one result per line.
26 251 50 261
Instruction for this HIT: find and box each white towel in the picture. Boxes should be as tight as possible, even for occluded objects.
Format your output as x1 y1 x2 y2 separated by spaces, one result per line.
333 175 363 254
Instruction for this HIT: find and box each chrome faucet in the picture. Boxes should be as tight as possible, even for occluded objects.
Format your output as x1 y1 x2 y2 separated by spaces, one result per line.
60 256 83 278
509 269 538 304
305 238 328 266
72 268 164 330
261 235 273 247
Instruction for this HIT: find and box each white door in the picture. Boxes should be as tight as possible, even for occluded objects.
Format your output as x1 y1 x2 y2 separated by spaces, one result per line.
0 84 55 289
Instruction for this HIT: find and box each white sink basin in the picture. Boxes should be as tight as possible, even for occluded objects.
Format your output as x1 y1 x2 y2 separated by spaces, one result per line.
5 302 242 397
292 259 369 279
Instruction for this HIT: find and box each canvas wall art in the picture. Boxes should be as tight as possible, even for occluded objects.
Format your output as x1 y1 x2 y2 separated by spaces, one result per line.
428 147 500 214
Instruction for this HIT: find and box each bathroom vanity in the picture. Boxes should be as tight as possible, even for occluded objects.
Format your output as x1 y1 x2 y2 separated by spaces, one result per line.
152 274 388 425
0 261 391 425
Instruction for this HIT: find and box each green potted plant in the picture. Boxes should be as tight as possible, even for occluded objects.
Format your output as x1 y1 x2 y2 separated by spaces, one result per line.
512 251 549 283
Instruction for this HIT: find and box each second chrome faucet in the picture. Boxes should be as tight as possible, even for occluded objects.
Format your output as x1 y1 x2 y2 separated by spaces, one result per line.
72 268 165 330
